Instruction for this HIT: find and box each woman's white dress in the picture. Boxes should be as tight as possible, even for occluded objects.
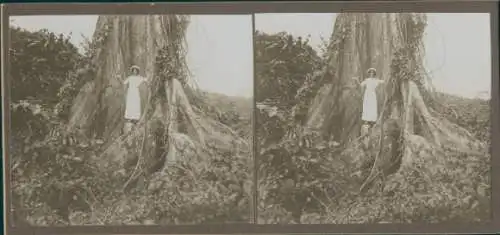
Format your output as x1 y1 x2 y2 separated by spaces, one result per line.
124 75 146 120
361 78 383 122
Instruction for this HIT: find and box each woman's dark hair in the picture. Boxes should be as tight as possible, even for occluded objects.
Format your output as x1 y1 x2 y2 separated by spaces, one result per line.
367 68 377 76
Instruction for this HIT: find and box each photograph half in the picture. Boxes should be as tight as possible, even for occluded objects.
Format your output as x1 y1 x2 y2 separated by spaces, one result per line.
8 14 254 226
255 13 492 224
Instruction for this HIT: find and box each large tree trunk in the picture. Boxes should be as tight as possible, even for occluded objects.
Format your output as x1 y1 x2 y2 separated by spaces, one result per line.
303 13 484 192
67 15 249 183
68 15 186 141
305 13 395 142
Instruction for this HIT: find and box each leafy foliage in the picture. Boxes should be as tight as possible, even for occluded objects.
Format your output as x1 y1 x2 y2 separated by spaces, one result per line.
255 31 332 223
9 27 83 136
10 27 82 104
9 26 106 225
433 93 490 143
255 31 321 105
255 31 322 145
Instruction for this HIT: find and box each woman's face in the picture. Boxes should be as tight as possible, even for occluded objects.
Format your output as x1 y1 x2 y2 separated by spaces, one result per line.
368 71 375 77
131 69 139 75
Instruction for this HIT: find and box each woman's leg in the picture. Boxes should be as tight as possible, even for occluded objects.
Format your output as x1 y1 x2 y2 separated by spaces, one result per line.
362 121 378 149
361 122 370 136
360 121 369 149
123 121 132 135
124 119 139 146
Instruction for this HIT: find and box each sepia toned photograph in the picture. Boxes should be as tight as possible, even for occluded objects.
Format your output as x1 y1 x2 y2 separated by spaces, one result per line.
8 14 254 226
255 13 492 224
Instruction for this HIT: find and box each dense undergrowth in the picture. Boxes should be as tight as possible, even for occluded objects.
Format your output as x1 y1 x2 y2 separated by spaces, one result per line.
256 30 490 224
9 26 253 226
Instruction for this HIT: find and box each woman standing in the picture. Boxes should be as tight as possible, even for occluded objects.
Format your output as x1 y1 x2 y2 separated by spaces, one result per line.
123 65 148 134
358 68 384 131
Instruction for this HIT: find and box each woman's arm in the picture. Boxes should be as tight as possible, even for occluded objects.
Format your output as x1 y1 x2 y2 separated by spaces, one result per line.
123 76 129 85
352 77 363 86
360 79 367 88
122 76 129 93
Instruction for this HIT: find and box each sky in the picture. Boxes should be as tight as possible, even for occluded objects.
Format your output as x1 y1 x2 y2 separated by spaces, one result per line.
255 13 492 100
10 15 254 98
10 13 492 99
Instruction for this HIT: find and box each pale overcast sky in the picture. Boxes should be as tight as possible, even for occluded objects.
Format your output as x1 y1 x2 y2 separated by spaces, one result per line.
256 13 492 99
10 13 492 99
10 15 254 98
